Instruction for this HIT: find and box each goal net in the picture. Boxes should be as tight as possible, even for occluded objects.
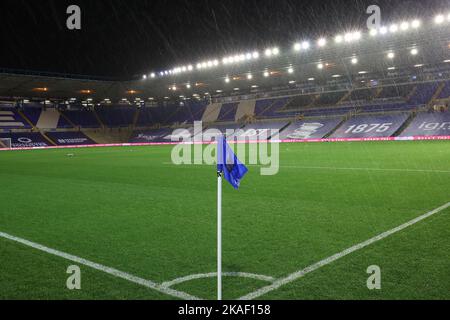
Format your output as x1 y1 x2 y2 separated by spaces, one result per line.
0 138 12 149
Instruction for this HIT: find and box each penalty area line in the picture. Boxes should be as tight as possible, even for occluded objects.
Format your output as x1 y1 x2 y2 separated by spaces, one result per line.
0 231 201 300
239 201 450 300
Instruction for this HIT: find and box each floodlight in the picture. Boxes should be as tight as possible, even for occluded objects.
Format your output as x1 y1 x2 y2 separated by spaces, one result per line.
225 77 230 83
301 41 310 50
351 57 358 64
435 15 445 24
186 84 191 89
387 52 395 59
344 33 353 42
352 31 362 40
142 75 147 79
380 26 388 34
411 19 421 28
272 47 280 55
265 48 272 57
317 63 324 69
288 67 294 74
252 51 260 59
247 73 253 80
263 71 270 77
411 48 418 55
400 22 410 31
389 24 399 33
317 38 327 47
150 73 156 78
294 43 302 51
188 65 193 71
335 35 343 43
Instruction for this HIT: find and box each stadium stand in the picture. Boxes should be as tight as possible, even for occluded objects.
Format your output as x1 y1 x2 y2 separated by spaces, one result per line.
45 131 96 146
96 105 136 127
399 111 450 137
330 113 410 138
62 109 101 128
230 121 290 140
279 118 343 140
0 108 32 129
217 103 239 122
0 132 51 148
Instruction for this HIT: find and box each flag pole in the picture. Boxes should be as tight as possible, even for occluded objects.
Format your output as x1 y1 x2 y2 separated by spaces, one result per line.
217 170 223 301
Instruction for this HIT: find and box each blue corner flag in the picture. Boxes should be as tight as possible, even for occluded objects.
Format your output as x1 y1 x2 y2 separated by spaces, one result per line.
217 135 248 189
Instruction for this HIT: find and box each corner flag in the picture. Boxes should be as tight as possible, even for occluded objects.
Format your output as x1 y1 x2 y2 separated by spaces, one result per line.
216 135 248 300
217 135 248 189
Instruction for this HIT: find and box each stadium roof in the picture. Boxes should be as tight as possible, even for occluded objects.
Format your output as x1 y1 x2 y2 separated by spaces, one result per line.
1 13 450 104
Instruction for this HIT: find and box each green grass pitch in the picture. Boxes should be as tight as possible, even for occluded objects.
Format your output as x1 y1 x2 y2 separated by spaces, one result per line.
0 140 449 300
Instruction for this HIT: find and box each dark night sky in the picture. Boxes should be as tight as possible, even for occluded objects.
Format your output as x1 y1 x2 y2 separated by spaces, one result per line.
0 0 448 79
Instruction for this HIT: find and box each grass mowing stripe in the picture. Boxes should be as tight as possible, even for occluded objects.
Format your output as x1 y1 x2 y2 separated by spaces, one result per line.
0 231 201 300
239 202 450 300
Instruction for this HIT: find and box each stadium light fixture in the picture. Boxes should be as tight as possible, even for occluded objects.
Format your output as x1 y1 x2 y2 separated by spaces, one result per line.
252 51 260 59
301 41 310 50
411 48 419 55
272 47 280 55
411 19 421 29
186 84 191 89
294 43 302 51
369 29 378 37
435 14 445 24
263 70 270 77
142 74 147 80
389 24 399 33
317 38 327 47
188 65 193 71
351 57 358 65
335 35 343 43
400 22 410 31
247 73 253 80
150 73 156 78
308 77 315 81
388 66 396 70
317 63 324 69
288 67 294 74
172 85 177 91
380 26 388 35
387 52 395 59
225 77 230 83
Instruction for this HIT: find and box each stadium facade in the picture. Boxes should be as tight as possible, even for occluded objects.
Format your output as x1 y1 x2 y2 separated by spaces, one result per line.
1 14 450 149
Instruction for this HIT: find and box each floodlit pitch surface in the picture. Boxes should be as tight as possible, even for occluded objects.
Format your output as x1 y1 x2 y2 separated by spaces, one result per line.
0 141 449 300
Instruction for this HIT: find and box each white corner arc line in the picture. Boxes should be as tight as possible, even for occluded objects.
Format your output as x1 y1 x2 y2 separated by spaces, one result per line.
161 272 275 289
239 202 450 300
0 231 201 300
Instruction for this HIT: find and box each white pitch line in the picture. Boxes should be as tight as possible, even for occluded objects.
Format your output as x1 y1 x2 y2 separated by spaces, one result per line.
162 162 450 174
239 202 450 300
278 165 450 174
0 231 201 300
161 272 275 289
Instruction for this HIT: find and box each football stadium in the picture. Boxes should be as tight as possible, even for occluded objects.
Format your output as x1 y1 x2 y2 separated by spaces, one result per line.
0 0 449 305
